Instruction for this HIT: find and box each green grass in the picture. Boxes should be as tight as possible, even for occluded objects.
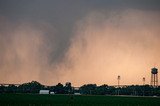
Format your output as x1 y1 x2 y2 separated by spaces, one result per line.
0 94 160 106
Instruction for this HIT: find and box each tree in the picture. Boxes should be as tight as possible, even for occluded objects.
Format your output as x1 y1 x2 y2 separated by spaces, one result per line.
54 83 65 94
18 81 44 93
80 84 97 94
65 82 73 94
95 84 109 95
7 85 17 93
0 85 6 93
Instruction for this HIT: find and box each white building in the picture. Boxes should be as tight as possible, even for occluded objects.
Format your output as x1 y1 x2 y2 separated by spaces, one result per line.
74 93 81 95
39 90 49 94
50 92 55 94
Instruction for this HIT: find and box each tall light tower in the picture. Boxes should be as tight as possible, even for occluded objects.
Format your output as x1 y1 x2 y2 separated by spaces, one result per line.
151 67 158 87
142 77 145 96
117 75 121 95
117 75 121 88
143 77 145 85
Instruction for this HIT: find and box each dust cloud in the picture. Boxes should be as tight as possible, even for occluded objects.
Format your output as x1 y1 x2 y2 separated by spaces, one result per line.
0 17 58 84
59 9 160 86
0 9 160 86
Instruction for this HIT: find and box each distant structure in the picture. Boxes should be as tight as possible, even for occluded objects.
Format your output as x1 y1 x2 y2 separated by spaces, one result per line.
117 75 121 87
117 75 121 95
39 90 49 94
143 77 145 85
151 67 158 87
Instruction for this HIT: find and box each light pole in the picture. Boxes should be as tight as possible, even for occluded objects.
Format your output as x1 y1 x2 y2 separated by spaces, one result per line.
117 75 121 95
117 75 120 88
142 77 145 96
143 77 145 85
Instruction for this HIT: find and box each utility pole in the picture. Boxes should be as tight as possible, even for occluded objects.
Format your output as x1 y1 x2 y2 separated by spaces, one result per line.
117 75 121 95
142 77 145 96
143 77 145 85
117 75 120 87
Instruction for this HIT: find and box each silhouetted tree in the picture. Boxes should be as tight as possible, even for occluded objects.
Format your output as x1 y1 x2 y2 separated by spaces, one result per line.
0 81 160 96
80 84 97 94
0 85 6 93
95 84 109 95
54 83 65 94
18 81 44 93
6 85 17 93
65 82 73 94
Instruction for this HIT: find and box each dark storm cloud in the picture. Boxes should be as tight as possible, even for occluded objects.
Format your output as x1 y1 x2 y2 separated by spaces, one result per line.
0 0 160 85
0 0 159 64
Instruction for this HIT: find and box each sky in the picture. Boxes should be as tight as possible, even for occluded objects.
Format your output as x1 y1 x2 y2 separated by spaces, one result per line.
0 0 160 86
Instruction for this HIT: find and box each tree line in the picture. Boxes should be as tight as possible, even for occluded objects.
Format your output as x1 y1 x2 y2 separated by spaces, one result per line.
0 81 160 96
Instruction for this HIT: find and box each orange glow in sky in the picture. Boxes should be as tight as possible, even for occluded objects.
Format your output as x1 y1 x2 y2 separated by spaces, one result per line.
0 8 160 86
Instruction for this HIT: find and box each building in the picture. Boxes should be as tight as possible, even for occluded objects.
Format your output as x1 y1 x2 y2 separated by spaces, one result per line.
39 90 49 94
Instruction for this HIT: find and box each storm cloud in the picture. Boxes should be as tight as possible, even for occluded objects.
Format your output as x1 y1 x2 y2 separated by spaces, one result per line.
0 0 160 86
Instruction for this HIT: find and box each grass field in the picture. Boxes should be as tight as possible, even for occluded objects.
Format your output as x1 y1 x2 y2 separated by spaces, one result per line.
0 94 160 106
